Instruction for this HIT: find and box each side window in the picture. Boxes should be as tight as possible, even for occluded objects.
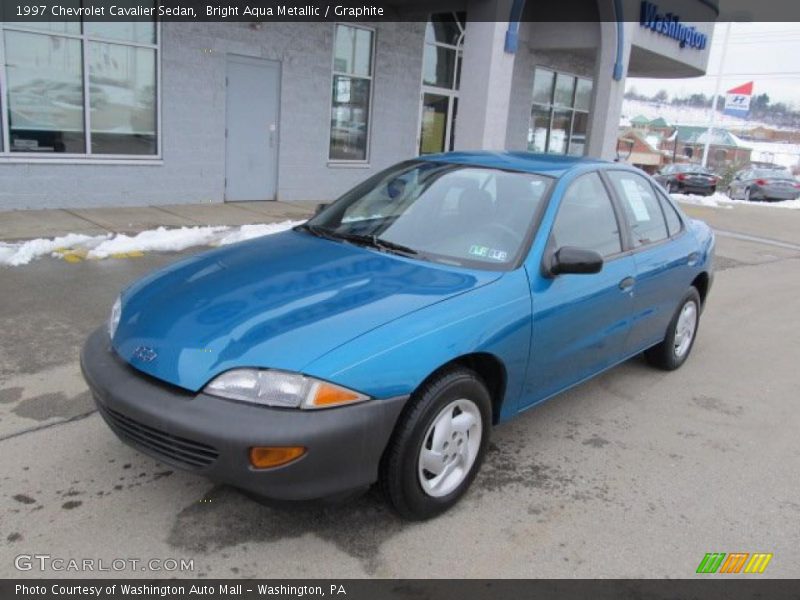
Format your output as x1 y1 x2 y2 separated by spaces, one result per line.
655 188 682 236
551 172 622 257
607 171 669 247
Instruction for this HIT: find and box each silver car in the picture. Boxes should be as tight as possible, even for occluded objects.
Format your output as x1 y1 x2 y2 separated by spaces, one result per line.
727 167 800 202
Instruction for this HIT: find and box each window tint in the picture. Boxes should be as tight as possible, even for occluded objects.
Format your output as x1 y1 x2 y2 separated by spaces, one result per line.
608 171 668 247
551 172 622 257
656 188 682 236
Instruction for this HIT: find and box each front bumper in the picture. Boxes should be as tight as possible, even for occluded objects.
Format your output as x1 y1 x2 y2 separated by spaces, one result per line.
81 327 408 500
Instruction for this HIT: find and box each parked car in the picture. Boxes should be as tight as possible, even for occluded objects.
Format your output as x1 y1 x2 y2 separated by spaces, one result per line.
727 166 800 202
653 163 719 196
81 152 715 520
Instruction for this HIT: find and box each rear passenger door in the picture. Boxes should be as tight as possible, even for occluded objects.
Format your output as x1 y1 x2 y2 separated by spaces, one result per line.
605 170 695 355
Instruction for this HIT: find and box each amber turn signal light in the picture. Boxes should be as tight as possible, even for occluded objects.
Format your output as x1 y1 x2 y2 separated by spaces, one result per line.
249 446 306 469
311 383 364 407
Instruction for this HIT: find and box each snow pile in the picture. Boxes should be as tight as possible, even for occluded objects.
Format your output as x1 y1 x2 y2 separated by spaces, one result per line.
670 192 733 208
671 192 800 210
0 220 304 267
0 233 109 267
88 226 228 259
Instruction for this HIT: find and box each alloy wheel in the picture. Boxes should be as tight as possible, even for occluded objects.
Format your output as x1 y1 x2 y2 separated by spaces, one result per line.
673 300 698 359
417 398 482 498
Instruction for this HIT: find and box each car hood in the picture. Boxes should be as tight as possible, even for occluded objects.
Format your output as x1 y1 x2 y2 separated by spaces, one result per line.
113 230 500 391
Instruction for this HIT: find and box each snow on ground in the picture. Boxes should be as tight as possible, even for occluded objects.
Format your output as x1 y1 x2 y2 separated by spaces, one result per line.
671 192 800 210
0 220 304 267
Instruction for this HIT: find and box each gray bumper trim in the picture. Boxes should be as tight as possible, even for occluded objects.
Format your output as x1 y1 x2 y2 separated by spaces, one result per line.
81 327 408 500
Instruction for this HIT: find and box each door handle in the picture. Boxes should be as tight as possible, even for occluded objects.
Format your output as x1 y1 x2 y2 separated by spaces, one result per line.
619 276 636 292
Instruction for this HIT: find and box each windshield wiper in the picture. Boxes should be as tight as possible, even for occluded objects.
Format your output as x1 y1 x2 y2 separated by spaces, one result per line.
332 231 419 256
298 224 419 257
296 223 337 240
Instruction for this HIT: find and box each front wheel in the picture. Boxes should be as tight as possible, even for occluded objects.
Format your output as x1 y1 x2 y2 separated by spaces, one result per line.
644 288 702 371
379 367 491 520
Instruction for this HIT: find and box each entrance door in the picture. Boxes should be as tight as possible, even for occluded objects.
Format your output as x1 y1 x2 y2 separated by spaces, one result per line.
224 56 280 201
418 92 457 155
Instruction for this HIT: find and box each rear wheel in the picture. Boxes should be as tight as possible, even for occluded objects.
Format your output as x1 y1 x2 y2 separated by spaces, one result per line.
744 187 752 202
379 367 491 520
644 288 701 371
666 182 676 194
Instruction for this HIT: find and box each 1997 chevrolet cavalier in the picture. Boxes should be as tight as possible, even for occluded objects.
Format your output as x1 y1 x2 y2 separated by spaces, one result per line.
81 152 714 519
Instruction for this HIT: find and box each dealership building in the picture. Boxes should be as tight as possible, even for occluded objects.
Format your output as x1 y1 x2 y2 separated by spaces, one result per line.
0 0 716 210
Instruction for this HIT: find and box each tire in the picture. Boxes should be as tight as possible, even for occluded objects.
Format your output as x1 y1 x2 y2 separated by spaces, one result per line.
379 366 492 520
744 187 752 202
726 187 734 199
666 182 676 194
644 288 702 371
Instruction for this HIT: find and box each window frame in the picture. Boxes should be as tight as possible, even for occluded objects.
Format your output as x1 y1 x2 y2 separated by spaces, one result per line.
546 170 627 261
528 66 593 157
601 169 675 252
328 22 376 165
0 20 162 163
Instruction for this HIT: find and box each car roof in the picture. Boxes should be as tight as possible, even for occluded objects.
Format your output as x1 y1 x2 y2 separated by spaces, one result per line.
418 151 610 177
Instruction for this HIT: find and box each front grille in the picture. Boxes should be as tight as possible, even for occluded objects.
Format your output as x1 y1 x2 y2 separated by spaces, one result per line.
99 404 219 469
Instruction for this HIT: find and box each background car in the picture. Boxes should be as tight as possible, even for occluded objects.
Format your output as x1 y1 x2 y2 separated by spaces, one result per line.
653 163 719 196
82 153 715 520
727 166 800 202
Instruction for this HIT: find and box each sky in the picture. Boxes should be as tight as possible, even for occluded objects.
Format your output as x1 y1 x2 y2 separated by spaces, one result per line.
626 23 800 108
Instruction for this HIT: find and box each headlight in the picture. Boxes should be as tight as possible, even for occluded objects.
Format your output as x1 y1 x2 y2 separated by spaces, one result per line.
108 295 122 340
203 369 370 409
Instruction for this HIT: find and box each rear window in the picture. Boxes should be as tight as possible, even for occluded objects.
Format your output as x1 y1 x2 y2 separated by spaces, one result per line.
607 171 669 247
752 169 793 180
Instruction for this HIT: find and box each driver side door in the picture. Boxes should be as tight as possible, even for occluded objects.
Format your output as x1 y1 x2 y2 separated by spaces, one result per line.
522 171 635 408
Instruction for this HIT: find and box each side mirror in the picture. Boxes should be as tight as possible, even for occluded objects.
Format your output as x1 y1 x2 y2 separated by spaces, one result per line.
548 246 604 276
314 203 329 216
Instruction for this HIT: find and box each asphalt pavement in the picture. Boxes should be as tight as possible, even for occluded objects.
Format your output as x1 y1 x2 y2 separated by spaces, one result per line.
1 202 799 578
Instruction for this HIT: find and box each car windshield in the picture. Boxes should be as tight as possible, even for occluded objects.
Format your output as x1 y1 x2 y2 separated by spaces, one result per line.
304 160 552 269
752 168 793 180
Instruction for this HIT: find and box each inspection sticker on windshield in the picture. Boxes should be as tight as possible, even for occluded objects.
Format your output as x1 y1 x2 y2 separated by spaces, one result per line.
469 245 507 261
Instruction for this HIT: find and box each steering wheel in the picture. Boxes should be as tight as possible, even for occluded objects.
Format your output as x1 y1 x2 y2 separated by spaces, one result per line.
482 222 524 246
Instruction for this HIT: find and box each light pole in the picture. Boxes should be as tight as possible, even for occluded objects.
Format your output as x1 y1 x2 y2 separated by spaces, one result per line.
702 21 733 168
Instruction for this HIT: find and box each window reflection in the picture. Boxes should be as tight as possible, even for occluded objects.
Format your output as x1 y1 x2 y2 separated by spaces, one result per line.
89 43 157 155
4 31 85 153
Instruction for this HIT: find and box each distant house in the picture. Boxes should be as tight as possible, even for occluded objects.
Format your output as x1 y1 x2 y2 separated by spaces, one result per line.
662 125 752 170
617 128 665 173
630 115 651 129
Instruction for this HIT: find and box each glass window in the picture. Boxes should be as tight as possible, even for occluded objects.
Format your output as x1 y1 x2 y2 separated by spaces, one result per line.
308 161 552 270
529 68 592 156
422 45 456 88
89 43 157 155
656 189 683 236
608 171 669 247
554 73 575 107
574 78 593 111
330 25 374 161
333 24 373 77
419 93 448 155
4 31 85 153
528 106 550 153
1 19 159 158
532 68 555 105
425 13 464 45
551 172 622 257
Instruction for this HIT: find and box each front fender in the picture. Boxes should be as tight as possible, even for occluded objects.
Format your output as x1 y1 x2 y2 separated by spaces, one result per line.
302 269 533 422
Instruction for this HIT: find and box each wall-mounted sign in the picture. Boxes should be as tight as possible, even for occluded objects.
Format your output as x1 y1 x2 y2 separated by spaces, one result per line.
640 1 708 50
724 82 754 118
